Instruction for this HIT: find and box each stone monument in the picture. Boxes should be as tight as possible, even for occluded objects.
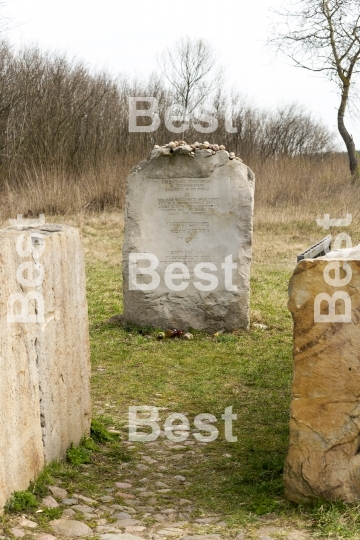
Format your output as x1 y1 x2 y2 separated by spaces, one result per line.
0 221 91 509
122 142 255 332
285 245 360 502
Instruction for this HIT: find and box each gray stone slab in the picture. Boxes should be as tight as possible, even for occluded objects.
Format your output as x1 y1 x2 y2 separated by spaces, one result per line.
50 519 91 536
122 148 255 332
99 535 146 540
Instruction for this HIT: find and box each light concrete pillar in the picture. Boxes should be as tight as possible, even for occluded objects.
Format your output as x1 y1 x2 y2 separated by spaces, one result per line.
0 223 91 509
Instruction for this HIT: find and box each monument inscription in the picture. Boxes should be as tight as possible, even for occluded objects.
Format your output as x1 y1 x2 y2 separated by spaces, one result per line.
122 145 255 332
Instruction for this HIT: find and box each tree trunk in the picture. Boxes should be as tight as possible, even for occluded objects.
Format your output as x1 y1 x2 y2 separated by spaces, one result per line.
338 83 358 177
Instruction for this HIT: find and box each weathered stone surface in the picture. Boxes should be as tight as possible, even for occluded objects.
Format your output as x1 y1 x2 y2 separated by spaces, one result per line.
125 528 146 534
286 531 310 539
83 512 98 520
63 509 76 517
157 529 184 537
73 493 96 504
122 149 255 332
72 504 94 513
19 519 38 528
113 519 141 528
0 228 57 509
256 527 287 539
285 252 360 502
49 486 68 499
50 519 91 536
181 537 221 540
115 491 135 499
100 495 115 502
0 224 91 509
0 307 44 510
42 496 59 508
194 518 218 524
62 498 79 506
180 537 217 540
99 535 145 540
96 526 121 534
29 225 91 462
113 512 133 520
10 528 25 538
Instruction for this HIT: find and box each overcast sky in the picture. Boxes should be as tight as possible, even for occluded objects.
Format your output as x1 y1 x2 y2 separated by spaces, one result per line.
4 0 360 149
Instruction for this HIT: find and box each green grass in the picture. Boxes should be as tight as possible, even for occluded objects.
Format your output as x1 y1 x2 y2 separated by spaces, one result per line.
4 217 360 538
1 428 134 534
83 217 360 538
90 418 120 443
87 245 294 519
66 438 98 466
5 491 39 513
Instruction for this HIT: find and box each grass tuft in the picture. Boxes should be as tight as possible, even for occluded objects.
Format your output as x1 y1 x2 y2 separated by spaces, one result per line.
91 419 119 443
5 491 38 513
66 438 98 466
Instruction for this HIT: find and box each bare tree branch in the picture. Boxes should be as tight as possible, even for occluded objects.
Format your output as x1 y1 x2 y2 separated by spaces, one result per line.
157 36 224 124
268 0 360 178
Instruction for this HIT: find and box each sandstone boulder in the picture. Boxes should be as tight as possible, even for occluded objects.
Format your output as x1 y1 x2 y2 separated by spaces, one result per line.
285 247 360 502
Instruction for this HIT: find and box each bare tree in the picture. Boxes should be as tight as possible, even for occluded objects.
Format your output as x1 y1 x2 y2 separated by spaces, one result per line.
269 0 360 178
157 37 224 123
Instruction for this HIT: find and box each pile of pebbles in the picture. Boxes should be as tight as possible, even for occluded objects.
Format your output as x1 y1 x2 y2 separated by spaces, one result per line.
153 140 242 161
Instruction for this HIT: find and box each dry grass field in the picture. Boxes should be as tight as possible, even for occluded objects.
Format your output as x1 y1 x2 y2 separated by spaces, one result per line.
0 152 357 225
